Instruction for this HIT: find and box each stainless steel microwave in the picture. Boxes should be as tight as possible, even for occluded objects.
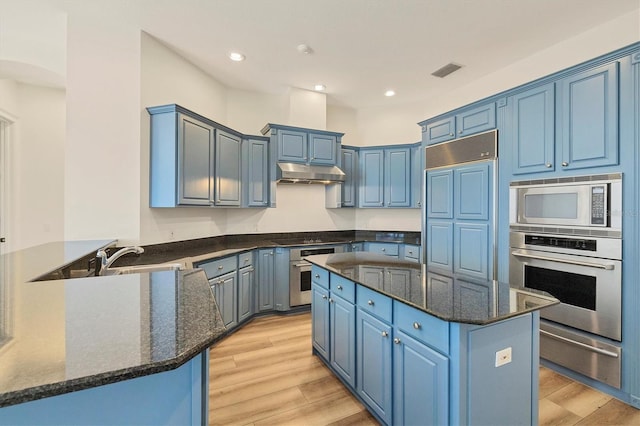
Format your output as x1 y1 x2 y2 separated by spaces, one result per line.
509 174 622 232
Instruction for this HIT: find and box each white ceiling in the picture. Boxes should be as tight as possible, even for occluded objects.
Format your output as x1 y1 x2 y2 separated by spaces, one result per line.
4 0 640 109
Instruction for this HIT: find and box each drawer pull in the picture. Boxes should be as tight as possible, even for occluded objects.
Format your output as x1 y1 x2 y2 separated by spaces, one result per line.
381 331 388 337
367 300 374 306
314 274 320 278
337 285 343 290
413 322 421 330
393 338 401 344
217 266 223 270
329 298 334 303
381 248 386 252
322 295 327 300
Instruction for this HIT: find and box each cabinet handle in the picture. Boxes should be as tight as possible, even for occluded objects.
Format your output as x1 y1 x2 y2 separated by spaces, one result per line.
337 285 343 290
311 157 315 160
408 250 413 254
218 279 224 284
393 338 401 344
562 162 569 167
244 258 249 263
322 295 327 300
458 130 463 134
380 202 383 206
413 322 421 330
381 331 388 337
329 298 334 303
546 163 552 168
218 266 223 270
449 133 454 136
269 252 274 256
417 202 421 206
367 300 374 306
314 274 320 278
381 248 386 252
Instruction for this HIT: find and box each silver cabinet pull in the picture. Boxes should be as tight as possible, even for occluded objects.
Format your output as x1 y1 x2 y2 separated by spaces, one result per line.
562 161 569 167
381 248 386 252
367 300 374 306
329 298 334 303
546 163 552 168
408 250 413 254
322 295 327 300
459 130 463 134
413 322 421 330
218 266 223 270
337 285 343 290
314 274 320 278
393 338 401 344
244 258 249 263
381 331 388 337
449 133 454 136
511 250 615 270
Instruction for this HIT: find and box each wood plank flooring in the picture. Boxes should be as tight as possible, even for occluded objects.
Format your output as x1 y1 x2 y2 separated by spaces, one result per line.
209 313 640 426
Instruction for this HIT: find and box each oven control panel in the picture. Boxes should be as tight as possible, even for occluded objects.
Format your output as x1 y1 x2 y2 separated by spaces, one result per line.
591 185 607 226
524 234 597 251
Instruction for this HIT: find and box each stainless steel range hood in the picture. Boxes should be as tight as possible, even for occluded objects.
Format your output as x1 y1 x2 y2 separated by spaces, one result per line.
276 162 346 184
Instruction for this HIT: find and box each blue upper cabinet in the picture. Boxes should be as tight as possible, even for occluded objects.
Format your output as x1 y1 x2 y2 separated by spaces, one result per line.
411 144 423 209
454 163 490 221
277 129 308 163
177 114 215 206
263 124 343 167
421 103 496 145
557 61 619 171
341 148 358 207
510 83 556 175
242 138 269 207
426 169 453 219
309 133 338 165
385 148 411 207
359 149 385 207
215 130 242 206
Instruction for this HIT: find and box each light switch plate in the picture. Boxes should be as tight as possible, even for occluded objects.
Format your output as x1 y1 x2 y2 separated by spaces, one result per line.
495 347 512 367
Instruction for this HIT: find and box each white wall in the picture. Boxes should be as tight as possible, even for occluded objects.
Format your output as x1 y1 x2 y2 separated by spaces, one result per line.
0 81 65 252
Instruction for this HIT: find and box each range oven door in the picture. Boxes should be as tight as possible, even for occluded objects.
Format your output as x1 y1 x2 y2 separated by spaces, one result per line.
509 248 621 341
290 260 312 307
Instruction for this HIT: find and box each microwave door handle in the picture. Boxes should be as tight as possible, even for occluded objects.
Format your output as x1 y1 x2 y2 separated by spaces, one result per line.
511 250 615 270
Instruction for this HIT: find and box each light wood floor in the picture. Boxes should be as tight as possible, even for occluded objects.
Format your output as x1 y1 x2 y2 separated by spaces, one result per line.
209 313 640 426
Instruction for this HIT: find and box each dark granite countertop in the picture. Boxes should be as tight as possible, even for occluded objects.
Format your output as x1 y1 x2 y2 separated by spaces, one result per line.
0 242 224 408
305 252 559 325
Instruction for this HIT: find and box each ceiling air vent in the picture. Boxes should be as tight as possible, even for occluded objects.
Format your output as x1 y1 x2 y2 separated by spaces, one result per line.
431 63 463 78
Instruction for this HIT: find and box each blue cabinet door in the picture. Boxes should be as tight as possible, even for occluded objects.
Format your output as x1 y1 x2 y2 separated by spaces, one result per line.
393 330 449 426
309 133 337 165
277 129 307 163
257 249 274 311
454 223 489 279
341 148 357 207
215 130 241 206
454 163 490 220
426 222 453 271
557 61 619 170
359 149 384 207
330 295 356 387
243 138 269 207
411 145 423 208
238 266 254 323
211 271 238 329
385 147 411 207
510 83 556 174
356 309 392 425
425 116 456 145
177 114 214 206
426 169 453 219
312 284 330 360
359 266 385 290
456 103 496 137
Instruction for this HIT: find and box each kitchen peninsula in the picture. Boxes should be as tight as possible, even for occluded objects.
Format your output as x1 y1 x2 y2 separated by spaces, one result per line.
305 252 558 426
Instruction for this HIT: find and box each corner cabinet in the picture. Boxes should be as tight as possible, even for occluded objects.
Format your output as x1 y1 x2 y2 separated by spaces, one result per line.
147 104 270 208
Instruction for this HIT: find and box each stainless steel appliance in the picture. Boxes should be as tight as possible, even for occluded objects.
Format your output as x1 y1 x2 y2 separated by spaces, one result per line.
290 245 344 306
508 173 623 388
510 174 622 236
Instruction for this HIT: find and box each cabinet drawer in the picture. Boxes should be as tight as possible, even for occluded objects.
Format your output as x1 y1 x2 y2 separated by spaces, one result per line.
357 285 392 323
330 273 355 303
366 242 399 257
403 245 420 262
312 265 329 288
198 256 237 279
394 301 449 354
238 251 253 268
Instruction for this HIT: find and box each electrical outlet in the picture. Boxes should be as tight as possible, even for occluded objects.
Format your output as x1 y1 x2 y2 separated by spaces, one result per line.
495 347 512 367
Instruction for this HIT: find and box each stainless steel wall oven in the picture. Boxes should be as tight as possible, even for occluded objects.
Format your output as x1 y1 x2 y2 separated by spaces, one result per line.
509 173 623 389
290 245 344 306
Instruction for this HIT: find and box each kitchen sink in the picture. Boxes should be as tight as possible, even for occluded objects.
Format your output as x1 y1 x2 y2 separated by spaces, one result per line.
102 262 186 276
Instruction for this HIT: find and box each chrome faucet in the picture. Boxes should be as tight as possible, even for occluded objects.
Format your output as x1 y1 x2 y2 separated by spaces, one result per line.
96 246 144 275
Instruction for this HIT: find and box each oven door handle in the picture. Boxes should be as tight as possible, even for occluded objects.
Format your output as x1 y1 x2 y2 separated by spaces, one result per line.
292 262 312 268
511 250 615 270
540 330 619 358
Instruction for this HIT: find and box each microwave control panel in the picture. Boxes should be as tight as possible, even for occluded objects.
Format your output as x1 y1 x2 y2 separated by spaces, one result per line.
591 185 607 226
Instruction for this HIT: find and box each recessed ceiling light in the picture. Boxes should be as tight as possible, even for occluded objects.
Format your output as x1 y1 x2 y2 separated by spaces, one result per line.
229 52 245 62
297 44 314 55
314 84 326 92
384 90 396 97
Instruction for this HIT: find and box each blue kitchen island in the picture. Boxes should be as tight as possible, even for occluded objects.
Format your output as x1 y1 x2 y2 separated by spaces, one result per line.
0 241 225 425
306 252 558 426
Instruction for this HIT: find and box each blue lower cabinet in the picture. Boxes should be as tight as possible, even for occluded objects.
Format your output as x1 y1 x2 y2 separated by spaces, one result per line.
356 309 393 425
393 330 449 426
210 271 238 329
238 265 254 323
311 284 330 360
330 295 356 387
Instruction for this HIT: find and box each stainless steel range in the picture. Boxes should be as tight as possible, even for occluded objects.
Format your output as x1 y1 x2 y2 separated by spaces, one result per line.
509 173 623 388
289 245 344 306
